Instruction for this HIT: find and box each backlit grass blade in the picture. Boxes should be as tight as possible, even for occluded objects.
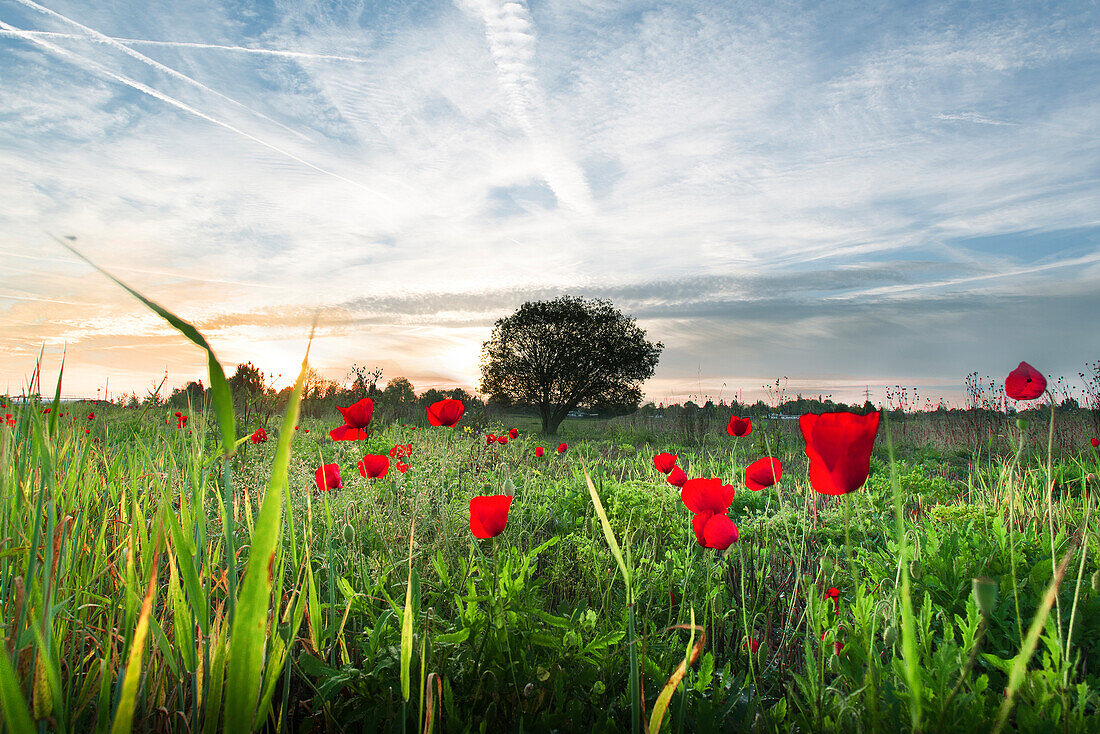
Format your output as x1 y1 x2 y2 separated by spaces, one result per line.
110 529 161 734
47 351 63 437
647 614 705 734
582 468 631 598
0 647 34 733
224 343 310 732
884 413 922 730
52 235 236 455
992 544 1075 734
401 517 417 702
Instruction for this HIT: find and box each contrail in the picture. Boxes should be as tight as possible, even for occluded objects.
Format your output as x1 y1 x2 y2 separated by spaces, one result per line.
7 0 312 142
0 28 372 63
0 20 395 203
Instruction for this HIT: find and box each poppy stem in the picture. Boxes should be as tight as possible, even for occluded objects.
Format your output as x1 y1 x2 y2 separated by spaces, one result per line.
844 496 852 566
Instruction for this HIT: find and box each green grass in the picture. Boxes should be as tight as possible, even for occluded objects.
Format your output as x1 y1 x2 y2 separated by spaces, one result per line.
2 396 1098 732
1 273 1099 731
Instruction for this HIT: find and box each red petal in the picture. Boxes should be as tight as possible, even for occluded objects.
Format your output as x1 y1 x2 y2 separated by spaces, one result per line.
427 399 465 427
745 457 782 491
691 511 713 546
357 454 389 479
469 495 513 538
703 514 738 549
654 452 678 474
337 398 374 428
666 467 687 488
1005 361 1047 401
329 425 369 441
800 412 879 496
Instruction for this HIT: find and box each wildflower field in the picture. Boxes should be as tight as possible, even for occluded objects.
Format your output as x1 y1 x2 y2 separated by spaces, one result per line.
2 293 1100 733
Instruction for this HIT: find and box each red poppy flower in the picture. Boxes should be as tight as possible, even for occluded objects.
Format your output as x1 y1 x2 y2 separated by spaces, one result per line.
87 412 95 420
395 460 410 474
315 464 343 491
557 443 567 454
653 452 678 474
5 414 15 426
175 411 181 417
800 411 880 495
744 637 760 654
469 494 513 539
1005 361 1046 401
535 446 544 457
250 428 268 444
427 399 464 427
1092 438 1100 448
329 397 374 440
666 466 688 488
681 477 736 515
357 454 389 479
825 586 840 614
304 428 309 433
744 457 782 491
508 428 519 439
486 434 496 445
691 512 739 549
726 415 752 437
176 415 188 429
85 428 90 433
388 443 411 459
42 408 50 414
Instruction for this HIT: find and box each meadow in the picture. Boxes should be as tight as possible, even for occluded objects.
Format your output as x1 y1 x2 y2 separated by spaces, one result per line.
2 292 1100 733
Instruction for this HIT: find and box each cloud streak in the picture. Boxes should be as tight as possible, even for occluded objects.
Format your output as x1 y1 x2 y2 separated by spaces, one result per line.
1 0 1097 403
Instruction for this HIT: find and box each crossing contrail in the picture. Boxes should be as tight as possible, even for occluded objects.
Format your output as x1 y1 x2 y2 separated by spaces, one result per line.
6 0 313 142
1 20 396 203
0 28 372 63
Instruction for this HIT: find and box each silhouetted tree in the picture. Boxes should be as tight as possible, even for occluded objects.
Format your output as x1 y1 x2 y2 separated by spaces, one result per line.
480 296 662 435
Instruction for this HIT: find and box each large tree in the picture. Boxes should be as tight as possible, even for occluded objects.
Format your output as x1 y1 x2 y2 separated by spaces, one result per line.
480 296 662 435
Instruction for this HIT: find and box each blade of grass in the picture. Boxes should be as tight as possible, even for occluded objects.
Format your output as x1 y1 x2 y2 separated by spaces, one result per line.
224 342 311 732
992 540 1075 734
647 613 705 734
0 647 34 733
109 524 161 734
51 235 236 456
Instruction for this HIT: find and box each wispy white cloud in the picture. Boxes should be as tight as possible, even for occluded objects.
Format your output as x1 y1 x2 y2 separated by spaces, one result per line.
1 0 1097 402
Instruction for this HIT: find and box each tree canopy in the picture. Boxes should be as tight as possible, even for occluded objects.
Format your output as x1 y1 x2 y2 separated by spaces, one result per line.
480 296 662 434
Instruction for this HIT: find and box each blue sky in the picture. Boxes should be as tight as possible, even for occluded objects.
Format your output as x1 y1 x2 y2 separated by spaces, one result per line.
1 0 1097 405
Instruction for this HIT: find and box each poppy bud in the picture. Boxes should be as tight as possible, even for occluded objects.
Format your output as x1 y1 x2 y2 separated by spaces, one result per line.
1016 417 1028 430
1092 569 1100 594
501 475 516 496
909 560 921 579
591 681 605 696
972 577 998 616
883 624 897 647
343 524 354 544
523 682 535 698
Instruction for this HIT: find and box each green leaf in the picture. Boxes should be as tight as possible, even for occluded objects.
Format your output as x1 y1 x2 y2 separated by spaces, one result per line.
0 647 34 733
400 521 416 702
583 468 631 601
53 236 237 456
224 346 310 732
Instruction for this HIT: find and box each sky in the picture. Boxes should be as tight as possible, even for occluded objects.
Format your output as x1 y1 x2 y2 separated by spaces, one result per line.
1 0 1098 407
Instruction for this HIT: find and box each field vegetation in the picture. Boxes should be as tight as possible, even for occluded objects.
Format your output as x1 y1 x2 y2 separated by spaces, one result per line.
1 275 1099 732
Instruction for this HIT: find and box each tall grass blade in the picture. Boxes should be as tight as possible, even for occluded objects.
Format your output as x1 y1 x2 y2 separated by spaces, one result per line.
51 235 236 454
401 518 416 702
885 413 922 731
109 528 161 734
992 545 1075 734
0 648 34 733
224 344 311 732
647 615 705 734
